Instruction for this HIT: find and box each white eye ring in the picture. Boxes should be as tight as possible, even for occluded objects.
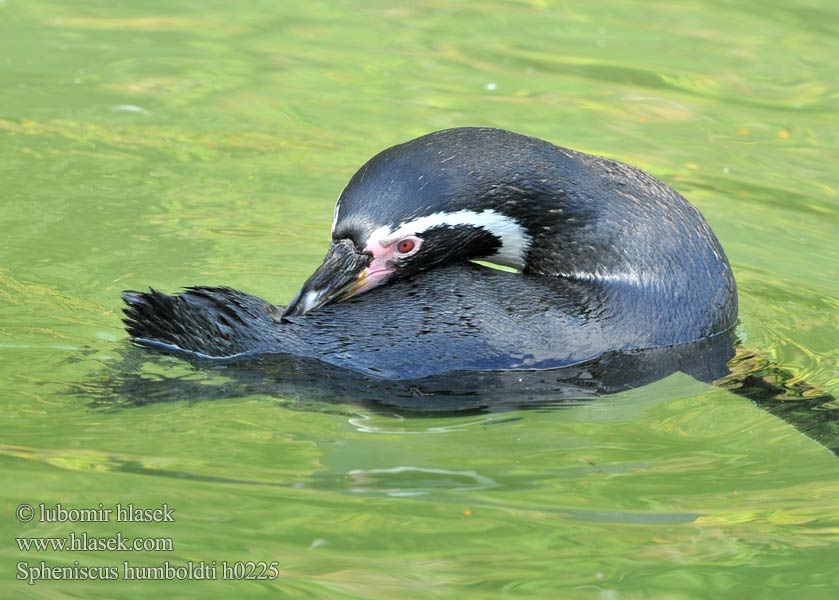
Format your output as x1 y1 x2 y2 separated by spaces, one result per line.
393 236 422 256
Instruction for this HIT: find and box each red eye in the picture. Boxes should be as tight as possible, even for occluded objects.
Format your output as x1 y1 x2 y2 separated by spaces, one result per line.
396 239 415 254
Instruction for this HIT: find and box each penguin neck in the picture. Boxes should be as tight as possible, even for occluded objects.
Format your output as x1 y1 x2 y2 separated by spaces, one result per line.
489 176 725 292
517 206 653 285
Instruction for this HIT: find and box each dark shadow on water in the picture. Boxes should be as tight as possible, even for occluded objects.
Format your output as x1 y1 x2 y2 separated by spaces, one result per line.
76 330 839 456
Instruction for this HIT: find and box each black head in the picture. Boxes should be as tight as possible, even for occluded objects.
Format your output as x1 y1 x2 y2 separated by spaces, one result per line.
283 128 553 316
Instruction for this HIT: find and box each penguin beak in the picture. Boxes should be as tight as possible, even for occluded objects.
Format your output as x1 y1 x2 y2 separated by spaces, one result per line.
282 239 374 317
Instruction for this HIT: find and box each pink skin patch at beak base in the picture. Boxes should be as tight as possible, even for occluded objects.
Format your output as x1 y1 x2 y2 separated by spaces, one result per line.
354 235 422 296
355 238 396 295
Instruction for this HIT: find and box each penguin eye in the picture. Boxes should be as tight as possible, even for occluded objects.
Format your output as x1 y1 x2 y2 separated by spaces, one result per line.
396 238 416 254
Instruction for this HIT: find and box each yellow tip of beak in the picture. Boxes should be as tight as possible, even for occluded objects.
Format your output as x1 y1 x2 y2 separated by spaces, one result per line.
340 268 369 300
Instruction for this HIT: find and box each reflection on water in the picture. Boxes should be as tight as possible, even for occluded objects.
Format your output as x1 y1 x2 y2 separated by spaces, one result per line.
346 466 500 497
79 332 839 456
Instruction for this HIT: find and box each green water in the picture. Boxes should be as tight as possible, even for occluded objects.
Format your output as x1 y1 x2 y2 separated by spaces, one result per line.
2 1 838 598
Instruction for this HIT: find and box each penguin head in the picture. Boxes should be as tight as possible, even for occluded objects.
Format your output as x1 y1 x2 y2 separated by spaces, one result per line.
282 129 539 316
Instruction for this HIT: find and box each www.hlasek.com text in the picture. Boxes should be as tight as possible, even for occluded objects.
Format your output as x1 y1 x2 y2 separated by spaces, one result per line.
17 532 173 553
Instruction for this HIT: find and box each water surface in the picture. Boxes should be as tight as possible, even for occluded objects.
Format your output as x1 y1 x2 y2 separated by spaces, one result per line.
1 1 837 598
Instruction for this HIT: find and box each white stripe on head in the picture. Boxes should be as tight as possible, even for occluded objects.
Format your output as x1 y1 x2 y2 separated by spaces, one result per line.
331 200 341 234
368 209 531 270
